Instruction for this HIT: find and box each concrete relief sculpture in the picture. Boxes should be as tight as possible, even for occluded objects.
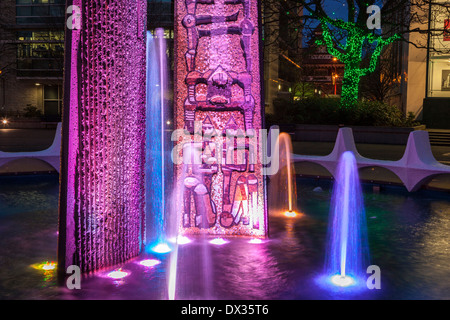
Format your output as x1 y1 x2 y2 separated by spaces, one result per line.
175 0 267 237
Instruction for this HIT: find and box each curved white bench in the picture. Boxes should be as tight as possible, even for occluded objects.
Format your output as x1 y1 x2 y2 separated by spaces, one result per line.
289 127 450 192
0 122 61 173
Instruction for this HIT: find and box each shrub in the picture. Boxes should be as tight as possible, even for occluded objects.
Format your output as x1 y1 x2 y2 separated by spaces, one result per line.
23 105 42 118
266 98 418 127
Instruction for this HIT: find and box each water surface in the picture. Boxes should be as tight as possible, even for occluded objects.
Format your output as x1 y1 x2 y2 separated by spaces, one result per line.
1 175 449 299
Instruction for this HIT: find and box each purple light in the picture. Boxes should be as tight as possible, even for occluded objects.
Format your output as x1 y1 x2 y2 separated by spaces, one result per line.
249 238 264 244
209 238 229 246
330 275 355 287
169 235 192 245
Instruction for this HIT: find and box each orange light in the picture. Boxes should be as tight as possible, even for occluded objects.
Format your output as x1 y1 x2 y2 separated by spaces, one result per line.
284 211 297 218
42 262 57 271
31 261 57 271
281 54 302 69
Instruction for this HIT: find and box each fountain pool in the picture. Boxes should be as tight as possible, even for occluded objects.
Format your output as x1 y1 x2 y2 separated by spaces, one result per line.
1 174 450 299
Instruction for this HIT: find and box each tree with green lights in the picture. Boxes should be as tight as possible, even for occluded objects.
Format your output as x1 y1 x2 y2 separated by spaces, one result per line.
304 1 403 107
262 0 450 108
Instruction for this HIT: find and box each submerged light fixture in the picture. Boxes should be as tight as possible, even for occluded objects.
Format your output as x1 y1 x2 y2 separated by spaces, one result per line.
107 269 129 280
209 238 229 246
330 274 355 287
150 242 172 254
284 210 298 218
31 261 57 271
139 259 161 267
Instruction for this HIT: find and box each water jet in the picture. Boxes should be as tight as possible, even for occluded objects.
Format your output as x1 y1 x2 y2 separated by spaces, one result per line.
325 151 369 288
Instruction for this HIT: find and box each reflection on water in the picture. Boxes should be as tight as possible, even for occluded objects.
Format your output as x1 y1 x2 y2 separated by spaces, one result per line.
408 201 450 299
1 175 450 299
0 175 59 216
0 175 59 299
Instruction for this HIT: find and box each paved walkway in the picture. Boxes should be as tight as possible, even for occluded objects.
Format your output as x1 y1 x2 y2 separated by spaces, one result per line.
0 128 55 152
0 128 57 174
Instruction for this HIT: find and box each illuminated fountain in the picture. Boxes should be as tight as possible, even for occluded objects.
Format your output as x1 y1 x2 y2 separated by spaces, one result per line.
269 132 299 217
145 29 172 254
60 0 267 281
325 151 369 288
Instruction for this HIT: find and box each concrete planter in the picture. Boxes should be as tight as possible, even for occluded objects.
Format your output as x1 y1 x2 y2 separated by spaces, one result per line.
290 124 427 145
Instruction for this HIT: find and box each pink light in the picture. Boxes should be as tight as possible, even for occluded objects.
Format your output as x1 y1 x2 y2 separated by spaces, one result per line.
169 235 192 245
139 259 161 267
209 238 229 246
249 238 263 244
107 269 129 280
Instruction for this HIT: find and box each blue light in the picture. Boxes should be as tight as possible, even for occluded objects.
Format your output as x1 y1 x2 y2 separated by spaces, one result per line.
330 275 355 287
315 273 366 294
145 30 172 250
139 259 162 267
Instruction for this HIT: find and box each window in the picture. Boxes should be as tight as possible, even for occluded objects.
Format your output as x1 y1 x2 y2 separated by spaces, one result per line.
16 0 65 5
16 0 65 25
147 0 174 28
314 69 328 76
43 85 62 120
16 30 64 78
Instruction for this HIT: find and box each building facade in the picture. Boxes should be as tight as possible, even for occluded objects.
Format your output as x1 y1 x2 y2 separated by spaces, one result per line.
422 0 450 128
301 26 344 98
263 2 303 114
0 0 65 122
